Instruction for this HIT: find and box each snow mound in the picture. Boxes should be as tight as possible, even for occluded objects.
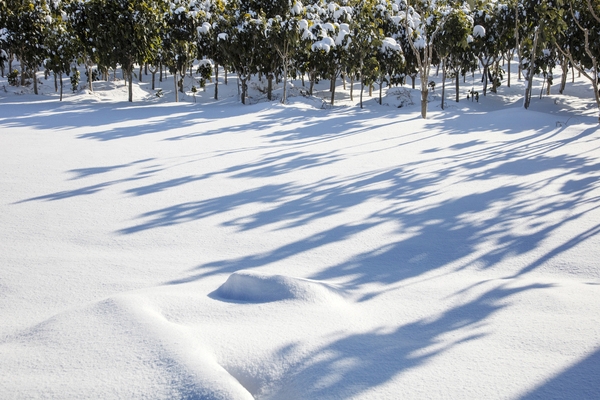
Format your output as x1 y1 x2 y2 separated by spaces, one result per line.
215 270 347 304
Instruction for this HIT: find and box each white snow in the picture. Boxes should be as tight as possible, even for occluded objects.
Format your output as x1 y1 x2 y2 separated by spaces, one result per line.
381 37 402 53
0 60 599 399
473 24 486 38
311 36 335 52
197 21 211 34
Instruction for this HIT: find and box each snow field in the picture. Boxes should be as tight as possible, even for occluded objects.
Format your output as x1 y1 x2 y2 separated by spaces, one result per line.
1 65 600 399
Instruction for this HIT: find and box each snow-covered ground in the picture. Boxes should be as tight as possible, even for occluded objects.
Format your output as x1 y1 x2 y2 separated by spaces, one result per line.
1 65 599 399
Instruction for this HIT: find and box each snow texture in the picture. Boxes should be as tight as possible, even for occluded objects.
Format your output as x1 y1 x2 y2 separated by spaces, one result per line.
0 59 599 400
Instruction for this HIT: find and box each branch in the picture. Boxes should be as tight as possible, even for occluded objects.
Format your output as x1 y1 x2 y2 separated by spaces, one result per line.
587 0 600 23
555 42 594 83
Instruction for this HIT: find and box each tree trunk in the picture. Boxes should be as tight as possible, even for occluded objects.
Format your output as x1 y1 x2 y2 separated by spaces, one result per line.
139 65 142 82
87 64 94 92
267 73 273 101
411 74 416 89
360 80 364 109
54 72 58 92
128 69 133 102
282 60 288 104
482 64 489 96
179 68 184 93
441 58 446 109
507 51 512 87
33 67 38 95
350 75 354 101
559 57 568 94
241 76 247 105
224 66 228 85
379 77 383 105
214 63 219 100
455 70 460 102
59 72 63 101
174 71 178 103
593 80 600 124
421 88 428 119
524 28 539 109
330 75 336 105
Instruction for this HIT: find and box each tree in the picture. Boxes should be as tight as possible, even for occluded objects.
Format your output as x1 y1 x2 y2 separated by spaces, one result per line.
435 3 471 108
3 0 54 94
162 0 201 102
305 1 353 105
402 0 451 119
520 0 565 109
556 0 600 123
470 0 514 97
44 0 76 100
267 1 306 104
218 3 265 104
196 0 229 100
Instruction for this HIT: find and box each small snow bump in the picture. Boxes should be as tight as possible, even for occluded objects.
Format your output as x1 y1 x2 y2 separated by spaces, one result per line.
214 270 347 304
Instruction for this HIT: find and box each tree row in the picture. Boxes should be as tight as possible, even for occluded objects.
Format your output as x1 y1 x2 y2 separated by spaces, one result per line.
1 0 599 120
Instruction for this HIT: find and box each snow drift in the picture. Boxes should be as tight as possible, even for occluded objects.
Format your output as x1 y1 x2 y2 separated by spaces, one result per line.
214 270 348 304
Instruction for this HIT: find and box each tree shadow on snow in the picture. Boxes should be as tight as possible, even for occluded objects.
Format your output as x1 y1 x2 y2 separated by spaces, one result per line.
266 282 554 399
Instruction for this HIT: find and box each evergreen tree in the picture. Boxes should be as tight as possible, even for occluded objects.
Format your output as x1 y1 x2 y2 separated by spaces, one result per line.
435 3 471 107
556 0 600 123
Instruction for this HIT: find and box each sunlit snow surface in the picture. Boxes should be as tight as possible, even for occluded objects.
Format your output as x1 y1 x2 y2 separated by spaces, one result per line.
1 68 599 399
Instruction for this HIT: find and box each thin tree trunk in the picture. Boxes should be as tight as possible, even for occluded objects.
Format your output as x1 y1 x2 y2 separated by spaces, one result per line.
33 67 38 95
128 69 133 102
421 88 428 118
20 62 25 86
174 71 178 102
455 70 460 102
350 75 354 101
330 75 336 105
559 57 568 94
241 76 247 105
441 59 446 110
267 74 273 101
87 64 94 92
59 72 63 101
482 64 489 96
54 72 58 92
282 58 288 104
214 63 219 100
379 77 383 105
524 28 539 109
139 65 142 82
360 80 364 109
507 51 512 87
